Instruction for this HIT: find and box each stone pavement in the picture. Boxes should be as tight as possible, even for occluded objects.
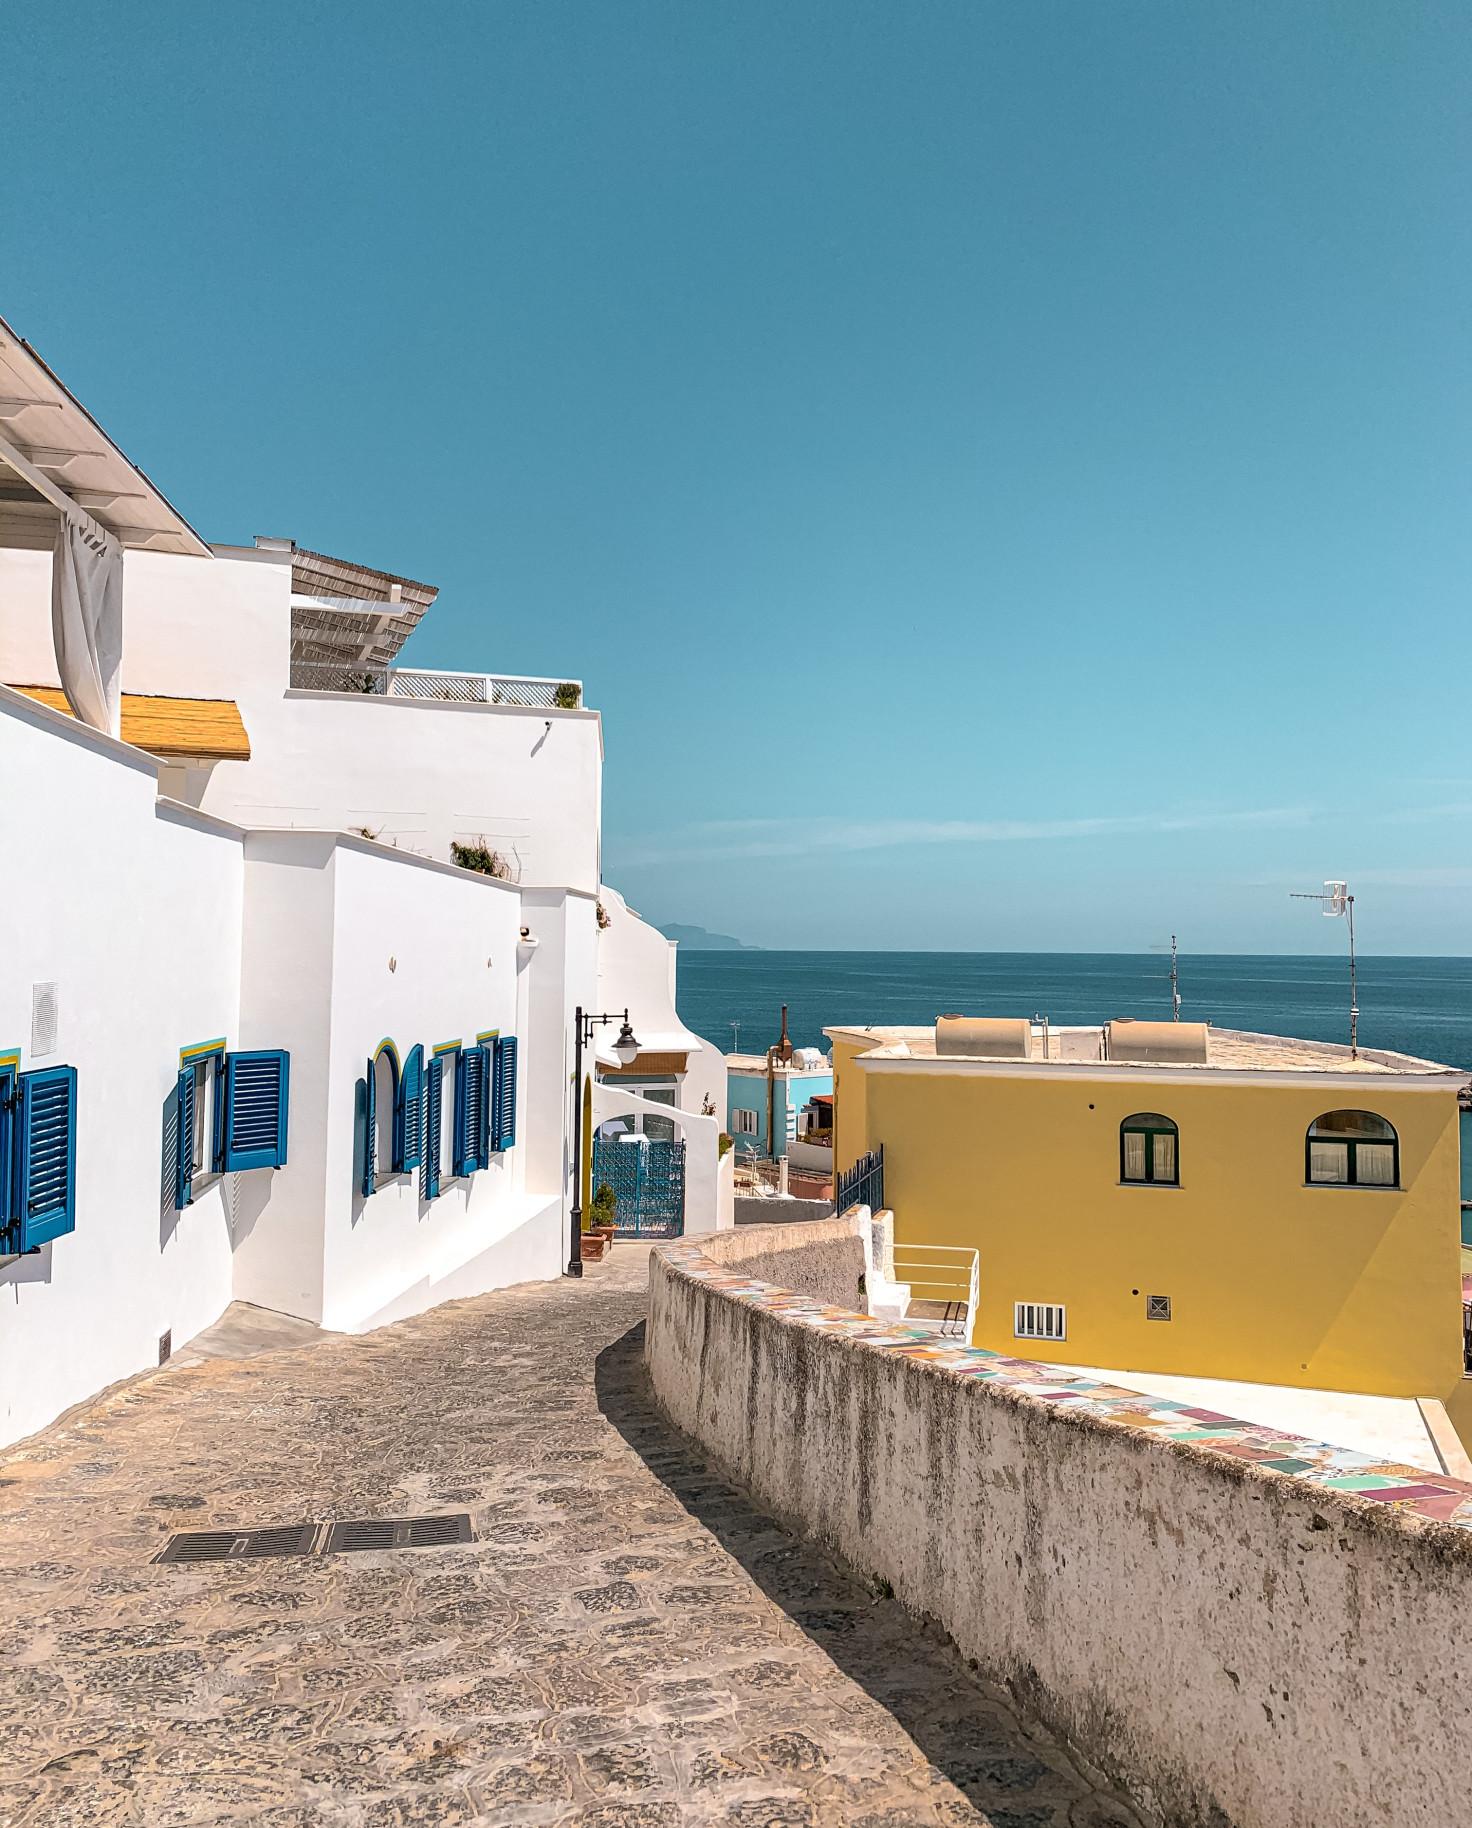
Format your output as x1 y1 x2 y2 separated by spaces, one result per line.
1 1245 1135 1828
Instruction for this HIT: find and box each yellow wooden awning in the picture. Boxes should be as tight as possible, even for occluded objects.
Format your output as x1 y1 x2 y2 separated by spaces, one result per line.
8 685 251 762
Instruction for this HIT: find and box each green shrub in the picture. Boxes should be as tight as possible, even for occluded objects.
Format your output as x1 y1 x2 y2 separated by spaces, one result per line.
553 682 582 709
451 841 513 879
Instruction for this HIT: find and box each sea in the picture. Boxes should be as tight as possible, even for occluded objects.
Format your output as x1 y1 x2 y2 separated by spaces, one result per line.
676 952 1472 1069
676 951 1472 1212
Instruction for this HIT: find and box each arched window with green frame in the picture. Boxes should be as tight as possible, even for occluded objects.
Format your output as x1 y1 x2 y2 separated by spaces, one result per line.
1120 1112 1179 1185
1307 1111 1398 1187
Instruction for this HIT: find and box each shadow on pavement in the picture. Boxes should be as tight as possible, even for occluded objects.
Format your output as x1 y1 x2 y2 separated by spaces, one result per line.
595 1320 1135 1828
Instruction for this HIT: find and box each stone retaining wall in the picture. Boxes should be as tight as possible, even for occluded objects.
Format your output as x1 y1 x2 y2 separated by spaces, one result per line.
646 1216 1472 1828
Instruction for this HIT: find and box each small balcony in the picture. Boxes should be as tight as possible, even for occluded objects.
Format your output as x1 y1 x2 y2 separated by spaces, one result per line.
289 662 583 709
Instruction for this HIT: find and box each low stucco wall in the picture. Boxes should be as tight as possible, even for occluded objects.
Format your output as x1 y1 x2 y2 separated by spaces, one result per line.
647 1218 1472 1828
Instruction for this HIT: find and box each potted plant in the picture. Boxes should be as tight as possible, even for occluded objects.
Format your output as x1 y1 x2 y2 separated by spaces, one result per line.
590 1181 618 1243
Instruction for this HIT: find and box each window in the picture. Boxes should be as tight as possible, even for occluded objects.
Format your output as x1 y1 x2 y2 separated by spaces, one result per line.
1120 1113 1179 1185
175 1046 287 1208
1015 1301 1066 1342
3 1062 77 1252
1307 1110 1399 1187
732 1107 759 1135
361 1042 399 1198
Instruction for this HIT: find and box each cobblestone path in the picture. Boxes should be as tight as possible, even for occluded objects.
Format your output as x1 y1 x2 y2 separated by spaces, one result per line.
1 1246 1133 1828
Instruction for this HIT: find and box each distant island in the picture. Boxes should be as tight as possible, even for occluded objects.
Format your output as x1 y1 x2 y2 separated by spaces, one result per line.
657 923 760 951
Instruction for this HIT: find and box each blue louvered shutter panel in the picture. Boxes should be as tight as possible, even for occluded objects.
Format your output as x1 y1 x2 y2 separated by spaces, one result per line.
422 1057 443 1199
175 1067 195 1209
223 1050 289 1171
451 1050 468 1178
17 1065 77 1249
399 1045 424 1171
493 1036 518 1151
359 1063 375 1198
458 1045 486 1175
0 1063 15 1248
475 1045 492 1167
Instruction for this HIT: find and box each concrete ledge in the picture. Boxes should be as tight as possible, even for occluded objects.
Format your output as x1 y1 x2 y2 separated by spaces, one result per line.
647 1220 1472 1828
734 1195 833 1226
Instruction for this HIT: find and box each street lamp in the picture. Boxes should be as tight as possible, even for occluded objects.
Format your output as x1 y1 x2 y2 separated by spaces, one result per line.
567 1006 640 1277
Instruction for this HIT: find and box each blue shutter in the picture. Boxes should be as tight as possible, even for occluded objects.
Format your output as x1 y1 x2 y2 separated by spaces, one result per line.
359 1063 375 1198
422 1057 443 1200
223 1050 289 1171
399 1045 424 1172
475 1045 491 1168
0 1062 16 1249
493 1035 518 1151
457 1045 486 1175
175 1067 195 1209
17 1065 77 1249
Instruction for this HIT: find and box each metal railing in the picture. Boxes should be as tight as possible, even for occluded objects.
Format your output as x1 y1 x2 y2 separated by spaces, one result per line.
289 661 583 708
888 1242 981 1346
836 1146 883 1218
1464 1302 1471 1376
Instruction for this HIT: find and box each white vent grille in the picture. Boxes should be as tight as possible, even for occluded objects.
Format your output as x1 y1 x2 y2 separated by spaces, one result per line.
1014 1301 1066 1342
31 981 58 1057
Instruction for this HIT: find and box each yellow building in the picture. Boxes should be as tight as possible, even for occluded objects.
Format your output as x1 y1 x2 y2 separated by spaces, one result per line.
827 1017 1472 1440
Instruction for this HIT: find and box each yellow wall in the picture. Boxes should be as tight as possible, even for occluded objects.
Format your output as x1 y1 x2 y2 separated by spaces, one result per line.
830 1032 873 1179
861 1064 1466 1403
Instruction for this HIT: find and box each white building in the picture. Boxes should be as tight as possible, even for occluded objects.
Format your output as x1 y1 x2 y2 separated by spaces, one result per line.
0 313 725 1447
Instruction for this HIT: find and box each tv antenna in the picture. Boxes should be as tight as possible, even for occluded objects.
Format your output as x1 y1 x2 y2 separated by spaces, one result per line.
1146 935 1182 1020
1291 881 1358 1058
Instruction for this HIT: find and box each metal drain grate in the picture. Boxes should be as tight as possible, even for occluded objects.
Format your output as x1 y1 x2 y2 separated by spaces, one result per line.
324 1514 474 1554
155 1524 318 1564
155 1514 475 1565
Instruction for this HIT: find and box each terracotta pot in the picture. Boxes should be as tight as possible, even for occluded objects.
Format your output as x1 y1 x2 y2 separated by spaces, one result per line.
593 1225 617 1242
580 1233 607 1261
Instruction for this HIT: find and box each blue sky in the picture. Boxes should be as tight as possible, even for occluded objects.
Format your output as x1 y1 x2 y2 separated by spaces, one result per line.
7 3 1470 952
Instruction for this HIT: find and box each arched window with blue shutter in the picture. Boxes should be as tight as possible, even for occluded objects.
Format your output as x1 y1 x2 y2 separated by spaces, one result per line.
364 1042 398 1195
399 1045 424 1172
492 1035 518 1152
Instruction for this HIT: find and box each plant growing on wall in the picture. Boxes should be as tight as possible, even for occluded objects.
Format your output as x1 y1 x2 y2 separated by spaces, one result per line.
553 682 582 708
451 841 513 879
718 1132 734 1158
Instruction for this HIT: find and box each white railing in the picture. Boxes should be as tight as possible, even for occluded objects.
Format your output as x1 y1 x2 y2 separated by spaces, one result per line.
888 1242 981 1345
288 661 584 707
386 668 582 709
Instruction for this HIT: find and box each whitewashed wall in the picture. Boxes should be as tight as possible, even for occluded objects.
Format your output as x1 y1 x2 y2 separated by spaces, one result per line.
229 832 571 1333
0 687 244 1447
0 544 605 893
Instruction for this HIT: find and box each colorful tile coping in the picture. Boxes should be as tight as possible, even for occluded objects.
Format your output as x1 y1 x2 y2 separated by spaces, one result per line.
658 1237 1472 1533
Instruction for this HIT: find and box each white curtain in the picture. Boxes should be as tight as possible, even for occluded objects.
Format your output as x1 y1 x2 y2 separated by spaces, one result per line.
51 510 123 736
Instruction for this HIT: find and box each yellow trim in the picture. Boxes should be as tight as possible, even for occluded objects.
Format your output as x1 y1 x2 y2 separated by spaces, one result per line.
0 1049 20 1073
433 1040 462 1057
476 1029 500 1045
179 1037 226 1066
374 1038 401 1071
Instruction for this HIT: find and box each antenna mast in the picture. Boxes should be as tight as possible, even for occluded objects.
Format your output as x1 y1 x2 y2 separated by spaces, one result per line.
1170 934 1180 1021
1290 881 1358 1058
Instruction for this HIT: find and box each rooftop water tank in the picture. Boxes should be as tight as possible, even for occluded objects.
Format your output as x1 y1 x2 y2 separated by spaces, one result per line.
935 1016 1033 1059
1105 1020 1209 1064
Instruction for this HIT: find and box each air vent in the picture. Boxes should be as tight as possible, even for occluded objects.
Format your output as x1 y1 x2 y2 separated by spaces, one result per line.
155 1524 318 1564
1015 1301 1067 1342
324 1514 473 1554
1147 1295 1172 1321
